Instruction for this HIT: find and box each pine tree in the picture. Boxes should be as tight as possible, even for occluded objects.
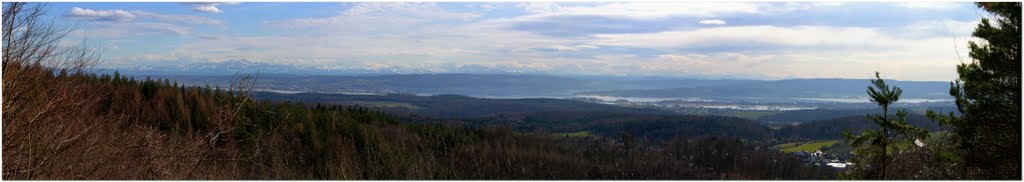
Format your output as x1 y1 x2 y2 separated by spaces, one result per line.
113 71 121 84
927 2 1020 179
844 72 929 179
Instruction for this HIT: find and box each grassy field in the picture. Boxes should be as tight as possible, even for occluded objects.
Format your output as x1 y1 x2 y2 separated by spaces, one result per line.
778 140 840 153
551 131 595 138
350 101 421 110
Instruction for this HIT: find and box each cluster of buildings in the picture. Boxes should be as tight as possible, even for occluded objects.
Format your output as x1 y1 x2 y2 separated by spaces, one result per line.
792 150 855 169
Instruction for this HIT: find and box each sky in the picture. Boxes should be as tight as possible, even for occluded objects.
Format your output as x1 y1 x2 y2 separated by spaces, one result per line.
45 2 986 81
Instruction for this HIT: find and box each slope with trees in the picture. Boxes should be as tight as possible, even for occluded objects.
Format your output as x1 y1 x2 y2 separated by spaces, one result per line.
838 2 1021 180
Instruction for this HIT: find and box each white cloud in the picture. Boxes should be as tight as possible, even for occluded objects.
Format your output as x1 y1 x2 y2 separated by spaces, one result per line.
575 23 966 80
341 3 480 20
517 2 561 14
530 44 600 52
811 2 845 7
64 7 222 25
64 7 136 22
591 26 895 49
64 7 225 40
625 49 960 80
698 19 727 25
131 23 191 36
649 53 777 77
478 4 497 12
86 22 192 37
898 2 961 10
165 8 584 68
513 2 814 20
186 17 964 80
109 53 181 65
273 3 481 32
898 19 977 39
97 3 970 81
180 2 240 13
133 11 223 25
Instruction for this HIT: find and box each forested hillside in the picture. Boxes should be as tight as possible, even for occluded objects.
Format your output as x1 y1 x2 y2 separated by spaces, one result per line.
776 114 941 140
254 91 669 118
3 61 842 180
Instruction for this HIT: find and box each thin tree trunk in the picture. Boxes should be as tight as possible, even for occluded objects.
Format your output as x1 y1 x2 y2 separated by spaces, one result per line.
880 108 887 180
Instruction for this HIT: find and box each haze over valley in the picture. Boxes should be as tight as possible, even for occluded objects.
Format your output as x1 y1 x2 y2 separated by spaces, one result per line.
138 68 957 120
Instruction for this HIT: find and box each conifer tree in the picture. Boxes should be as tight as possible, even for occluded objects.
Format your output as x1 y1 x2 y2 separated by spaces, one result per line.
844 72 929 179
927 2 1020 179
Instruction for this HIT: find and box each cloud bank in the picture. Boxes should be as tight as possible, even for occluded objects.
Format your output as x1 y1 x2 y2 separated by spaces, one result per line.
76 2 979 81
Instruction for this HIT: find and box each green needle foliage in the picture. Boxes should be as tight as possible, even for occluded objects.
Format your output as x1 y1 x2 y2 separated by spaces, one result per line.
843 72 929 180
926 2 1020 180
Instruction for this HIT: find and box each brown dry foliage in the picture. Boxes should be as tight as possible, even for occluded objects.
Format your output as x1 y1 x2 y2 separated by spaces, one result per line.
1 3 288 179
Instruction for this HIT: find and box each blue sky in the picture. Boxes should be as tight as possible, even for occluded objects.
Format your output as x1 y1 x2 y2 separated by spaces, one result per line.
47 2 983 80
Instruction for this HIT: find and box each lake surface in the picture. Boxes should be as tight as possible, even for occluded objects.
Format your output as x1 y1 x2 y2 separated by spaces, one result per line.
681 104 818 111
573 95 714 102
255 89 382 95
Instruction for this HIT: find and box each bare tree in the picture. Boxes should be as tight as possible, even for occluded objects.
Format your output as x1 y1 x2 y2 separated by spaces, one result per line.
3 2 103 179
2 2 98 71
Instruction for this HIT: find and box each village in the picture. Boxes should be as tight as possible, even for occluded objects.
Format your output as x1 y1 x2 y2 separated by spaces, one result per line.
791 150 856 169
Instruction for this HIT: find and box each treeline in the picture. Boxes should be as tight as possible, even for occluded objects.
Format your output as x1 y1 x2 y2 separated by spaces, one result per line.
777 114 941 140
500 111 773 140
